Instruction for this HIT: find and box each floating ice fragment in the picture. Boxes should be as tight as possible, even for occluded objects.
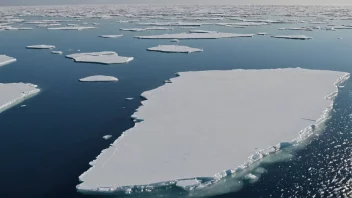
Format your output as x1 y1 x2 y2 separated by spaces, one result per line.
170 39 179 43
135 32 254 39
48 26 95 30
0 55 16 67
0 83 40 113
147 45 203 53
51 51 63 55
26 45 55 49
189 30 218 33
79 75 118 82
125 98 134 100
103 135 112 140
66 51 133 64
271 35 312 40
257 32 268 35
99 35 123 38
120 28 145 32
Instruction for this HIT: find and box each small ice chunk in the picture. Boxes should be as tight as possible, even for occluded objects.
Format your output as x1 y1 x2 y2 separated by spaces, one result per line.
176 179 200 190
147 45 203 53
103 135 112 140
51 51 63 55
99 35 123 38
257 32 268 35
26 45 55 49
20 105 27 108
244 174 258 181
66 51 133 64
0 55 16 67
189 30 218 33
271 35 312 40
170 39 179 43
79 75 118 82
120 28 145 32
125 98 134 100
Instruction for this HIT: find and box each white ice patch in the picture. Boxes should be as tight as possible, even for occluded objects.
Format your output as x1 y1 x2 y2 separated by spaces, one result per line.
79 75 118 82
99 35 123 38
66 51 133 64
48 26 95 30
0 83 40 113
0 55 16 67
26 45 55 49
51 51 63 55
271 35 313 40
77 68 348 194
147 45 203 53
135 32 254 39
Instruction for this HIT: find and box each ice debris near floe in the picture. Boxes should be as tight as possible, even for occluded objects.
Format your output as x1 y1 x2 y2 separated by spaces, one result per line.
279 27 313 31
189 30 218 33
99 35 123 38
125 98 134 100
147 45 203 53
0 55 16 67
272 35 312 40
0 83 40 113
66 51 133 64
120 27 173 32
103 135 112 140
135 32 254 39
77 68 349 193
26 45 55 49
51 51 63 55
170 39 179 43
257 32 268 35
79 75 118 82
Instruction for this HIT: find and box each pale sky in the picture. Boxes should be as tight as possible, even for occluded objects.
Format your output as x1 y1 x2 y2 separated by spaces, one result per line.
1 0 351 6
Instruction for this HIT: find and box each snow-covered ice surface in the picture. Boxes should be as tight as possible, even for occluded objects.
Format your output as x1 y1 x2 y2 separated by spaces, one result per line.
0 83 40 113
135 32 254 39
26 45 55 49
272 35 313 40
0 55 16 67
66 51 133 64
99 35 123 38
79 75 118 82
147 45 203 53
77 68 349 194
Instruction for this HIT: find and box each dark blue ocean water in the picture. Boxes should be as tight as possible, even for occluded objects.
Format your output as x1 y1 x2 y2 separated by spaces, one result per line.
0 18 351 198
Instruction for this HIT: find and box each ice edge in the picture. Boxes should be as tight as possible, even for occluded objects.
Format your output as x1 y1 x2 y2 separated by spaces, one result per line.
76 69 350 195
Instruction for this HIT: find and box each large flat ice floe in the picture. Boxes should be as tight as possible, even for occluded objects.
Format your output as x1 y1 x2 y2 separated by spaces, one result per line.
48 26 95 30
79 75 118 82
0 83 40 113
66 51 133 64
147 45 203 53
135 32 254 39
77 68 349 193
0 55 16 67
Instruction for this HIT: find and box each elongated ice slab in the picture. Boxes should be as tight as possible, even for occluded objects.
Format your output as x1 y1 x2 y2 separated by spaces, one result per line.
79 75 118 82
135 32 254 39
51 51 63 55
66 51 133 65
26 45 55 49
48 26 95 30
0 55 16 67
147 45 203 53
272 35 312 40
77 68 349 194
99 35 123 38
0 83 40 113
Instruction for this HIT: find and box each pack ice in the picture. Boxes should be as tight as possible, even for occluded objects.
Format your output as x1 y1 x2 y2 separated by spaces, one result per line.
77 68 349 194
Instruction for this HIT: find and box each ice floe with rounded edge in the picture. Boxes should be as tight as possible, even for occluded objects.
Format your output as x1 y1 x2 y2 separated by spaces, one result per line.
51 51 63 55
170 39 179 42
135 32 254 39
66 51 133 64
257 32 268 35
79 75 119 82
279 27 313 31
103 135 112 140
99 35 123 38
119 28 145 32
26 45 56 49
0 83 40 113
4 27 33 30
271 35 312 40
137 22 203 26
0 55 16 67
147 45 203 53
48 26 95 30
77 68 349 194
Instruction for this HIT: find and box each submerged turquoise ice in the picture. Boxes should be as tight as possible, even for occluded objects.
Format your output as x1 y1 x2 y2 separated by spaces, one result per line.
0 4 351 198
